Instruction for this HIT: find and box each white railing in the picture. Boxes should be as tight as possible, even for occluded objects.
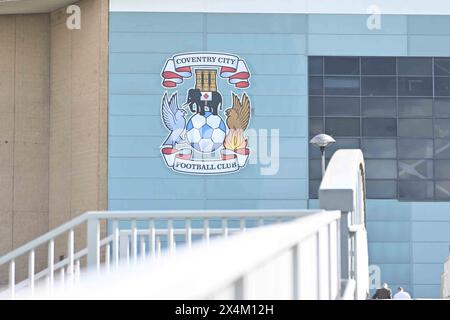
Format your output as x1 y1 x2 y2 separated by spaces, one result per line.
442 257 450 298
319 149 369 300
0 209 314 299
27 209 342 300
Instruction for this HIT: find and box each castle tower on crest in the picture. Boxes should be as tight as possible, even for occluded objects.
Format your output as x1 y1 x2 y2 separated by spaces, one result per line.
195 69 217 92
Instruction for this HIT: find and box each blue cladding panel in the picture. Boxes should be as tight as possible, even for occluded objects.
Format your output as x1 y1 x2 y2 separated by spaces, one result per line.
110 12 450 298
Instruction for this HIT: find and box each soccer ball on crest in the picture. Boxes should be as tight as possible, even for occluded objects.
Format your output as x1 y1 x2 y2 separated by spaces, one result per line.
186 112 227 153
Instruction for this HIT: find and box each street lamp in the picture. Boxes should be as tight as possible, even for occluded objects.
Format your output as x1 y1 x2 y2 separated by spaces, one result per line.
310 133 336 177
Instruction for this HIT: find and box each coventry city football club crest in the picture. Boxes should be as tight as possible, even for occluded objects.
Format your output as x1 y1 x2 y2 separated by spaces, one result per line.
160 52 252 175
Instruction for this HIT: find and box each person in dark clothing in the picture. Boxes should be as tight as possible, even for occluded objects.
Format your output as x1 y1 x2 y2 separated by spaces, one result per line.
372 283 392 299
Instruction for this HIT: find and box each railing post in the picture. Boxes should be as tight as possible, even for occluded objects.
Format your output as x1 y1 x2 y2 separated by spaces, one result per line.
87 217 100 271
339 212 351 281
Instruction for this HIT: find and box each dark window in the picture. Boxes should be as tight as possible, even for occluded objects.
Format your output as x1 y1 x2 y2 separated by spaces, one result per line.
324 57 359 75
435 181 450 200
361 97 396 117
309 96 323 116
398 139 433 159
434 99 450 117
398 98 433 118
361 57 396 75
398 58 432 76
309 180 321 199
309 117 323 137
399 180 434 200
435 139 450 159
324 138 360 159
398 160 433 180
435 77 450 96
324 97 360 116
325 118 360 136
362 139 397 158
435 160 450 179
366 180 397 198
324 76 360 95
309 159 323 179
308 57 323 75
398 119 433 138
362 76 396 96
309 76 323 95
362 118 397 137
398 77 433 96
434 119 450 138
365 160 397 179
434 58 450 76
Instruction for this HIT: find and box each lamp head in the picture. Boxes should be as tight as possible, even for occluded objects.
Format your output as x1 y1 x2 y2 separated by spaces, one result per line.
309 134 336 149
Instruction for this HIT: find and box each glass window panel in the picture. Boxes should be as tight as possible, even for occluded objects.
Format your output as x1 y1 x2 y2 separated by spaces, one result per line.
398 77 433 96
435 139 450 159
434 99 450 117
362 76 396 96
309 117 323 137
308 57 323 75
434 119 450 138
309 160 323 179
361 57 396 75
365 160 397 179
309 96 323 116
309 180 321 199
366 180 397 199
435 77 450 97
398 119 433 138
398 139 433 159
434 58 450 76
325 118 360 137
398 98 432 117
399 180 434 200
435 181 450 200
361 139 397 158
309 76 323 95
309 144 322 159
324 138 361 159
435 160 450 179
324 97 360 116
324 76 360 95
324 57 359 75
361 97 396 117
362 118 397 137
398 57 432 76
398 160 433 180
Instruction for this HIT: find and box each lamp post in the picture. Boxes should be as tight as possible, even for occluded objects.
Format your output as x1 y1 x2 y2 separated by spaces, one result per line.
310 134 336 177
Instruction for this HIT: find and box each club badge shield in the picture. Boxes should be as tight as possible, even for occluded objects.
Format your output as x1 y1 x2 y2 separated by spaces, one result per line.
160 52 252 175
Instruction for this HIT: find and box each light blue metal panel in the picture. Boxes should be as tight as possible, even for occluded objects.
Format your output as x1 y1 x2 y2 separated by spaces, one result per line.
110 94 168 116
109 136 162 157
206 13 307 34
413 264 443 285
249 116 307 137
412 222 450 241
375 264 411 284
109 199 204 210
109 115 165 137
109 178 205 200
207 34 307 54
366 200 412 221
109 157 307 180
242 54 307 75
408 15 450 35
110 53 171 74
308 35 408 56
411 202 450 221
204 179 308 200
369 242 411 264
408 35 450 56
412 243 450 263
110 33 203 53
110 12 203 33
252 95 307 117
367 221 411 242
205 199 308 210
412 285 441 299
308 14 407 35
110 74 164 95
279 137 308 158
